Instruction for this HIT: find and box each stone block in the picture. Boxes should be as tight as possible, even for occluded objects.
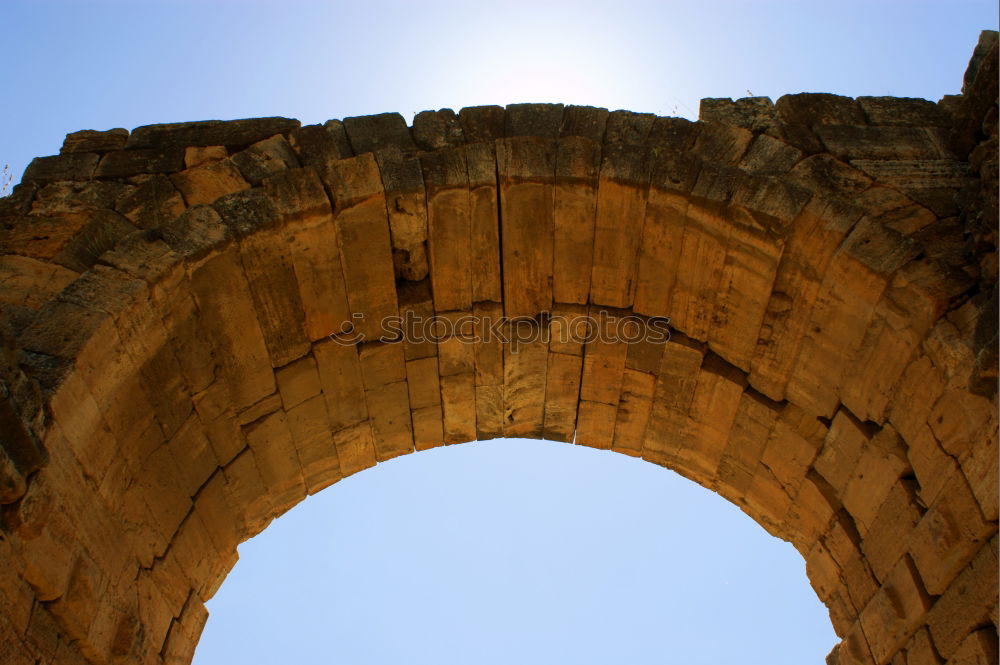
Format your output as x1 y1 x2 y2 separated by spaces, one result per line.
926 536 998 658
440 372 476 444
115 174 187 229
816 126 951 161
186 247 275 409
289 123 353 167
841 424 911 536
0 254 78 309
332 422 377 478
858 555 932 664
95 148 184 178
717 390 782 498
406 356 441 410
412 109 464 150
947 628 999 665
505 103 564 138
61 128 129 154
691 122 753 164
284 395 340 495
961 418 998 521
183 145 227 168
421 147 472 312
632 187 686 319
377 149 428 281
230 135 300 185
575 399 616 449
910 471 996 595
458 105 505 142
560 105 609 142
503 337 547 438
242 409 305 516
861 478 923 583
412 404 445 451
856 97 949 127
699 96 776 132
474 383 503 442
611 368 655 456
263 167 352 342
553 136 601 305
466 142 502 303
170 158 249 205
22 153 99 183
331 187 398 342
275 354 322 410
740 133 804 174
748 197 862 400
342 112 416 156
313 338 368 431
541 351 582 443
497 137 556 318
364 379 414 460
676 354 747 484
579 325 627 407
706 203 790 370
775 93 866 127
126 117 299 150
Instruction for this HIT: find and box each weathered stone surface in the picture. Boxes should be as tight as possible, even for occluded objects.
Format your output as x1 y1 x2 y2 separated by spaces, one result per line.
289 123 353 167
343 113 416 156
740 133 804 174
215 191 310 367
2 209 137 273
856 97 949 127
325 155 399 342
560 105 608 142
948 628 999 665
230 135 300 185
263 167 352 342
61 128 129 154
700 97 776 132
412 109 464 150
170 158 249 206
0 255 78 309
466 143 502 303
421 148 472 311
115 174 187 229
184 145 227 168
909 470 996 595
458 105 504 142
497 137 556 318
0 36 996 665
506 103 564 138
377 149 428 281
22 153 99 183
553 136 601 305
926 536 998 659
95 148 185 178
126 117 300 150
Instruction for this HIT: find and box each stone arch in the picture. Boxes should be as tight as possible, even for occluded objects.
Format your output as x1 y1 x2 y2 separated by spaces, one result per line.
0 31 996 665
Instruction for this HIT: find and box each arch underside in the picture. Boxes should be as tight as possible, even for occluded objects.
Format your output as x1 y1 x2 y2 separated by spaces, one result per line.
0 32 998 665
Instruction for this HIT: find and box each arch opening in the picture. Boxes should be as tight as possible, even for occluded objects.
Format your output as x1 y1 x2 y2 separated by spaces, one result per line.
192 438 839 665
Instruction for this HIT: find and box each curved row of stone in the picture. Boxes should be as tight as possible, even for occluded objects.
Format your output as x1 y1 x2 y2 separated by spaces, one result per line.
0 31 996 665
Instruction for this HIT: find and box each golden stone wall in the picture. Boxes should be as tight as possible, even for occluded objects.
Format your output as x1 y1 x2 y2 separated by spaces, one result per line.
0 31 996 665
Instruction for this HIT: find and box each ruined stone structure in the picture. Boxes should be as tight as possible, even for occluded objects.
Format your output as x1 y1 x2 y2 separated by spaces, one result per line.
0 30 997 665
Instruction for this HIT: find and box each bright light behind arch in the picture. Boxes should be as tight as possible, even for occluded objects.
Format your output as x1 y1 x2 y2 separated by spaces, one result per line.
194 439 838 665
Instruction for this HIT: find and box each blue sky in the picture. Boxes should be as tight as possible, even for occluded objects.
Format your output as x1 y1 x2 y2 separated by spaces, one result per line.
2 1 997 663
